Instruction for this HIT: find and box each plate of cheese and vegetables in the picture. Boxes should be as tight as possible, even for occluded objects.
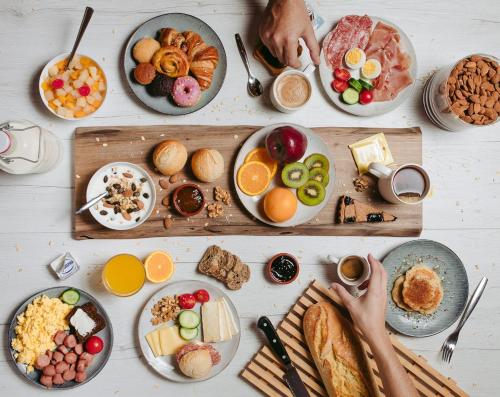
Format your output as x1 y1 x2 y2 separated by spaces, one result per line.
138 280 240 382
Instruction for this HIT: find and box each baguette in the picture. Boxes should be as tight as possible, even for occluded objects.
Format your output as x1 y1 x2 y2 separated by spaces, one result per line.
303 301 373 397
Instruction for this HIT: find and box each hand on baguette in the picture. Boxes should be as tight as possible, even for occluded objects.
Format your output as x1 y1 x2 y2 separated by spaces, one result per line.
332 253 387 342
259 0 320 67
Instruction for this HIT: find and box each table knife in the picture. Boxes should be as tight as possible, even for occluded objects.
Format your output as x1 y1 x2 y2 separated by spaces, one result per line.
257 316 310 397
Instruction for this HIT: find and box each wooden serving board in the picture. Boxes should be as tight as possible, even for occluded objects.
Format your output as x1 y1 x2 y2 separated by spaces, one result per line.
241 280 468 397
73 125 422 239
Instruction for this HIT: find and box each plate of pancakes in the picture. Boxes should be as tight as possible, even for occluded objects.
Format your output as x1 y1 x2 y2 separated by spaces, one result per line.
383 239 469 337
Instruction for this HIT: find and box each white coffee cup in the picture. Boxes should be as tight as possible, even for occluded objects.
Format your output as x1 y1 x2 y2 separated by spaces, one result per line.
368 162 431 205
270 64 315 113
329 255 371 287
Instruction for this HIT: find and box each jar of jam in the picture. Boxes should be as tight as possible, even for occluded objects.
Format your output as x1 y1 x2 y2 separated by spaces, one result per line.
266 253 299 284
172 183 205 217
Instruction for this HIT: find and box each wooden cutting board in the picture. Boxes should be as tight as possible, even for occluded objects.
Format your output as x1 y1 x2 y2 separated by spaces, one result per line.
73 125 422 239
241 280 468 397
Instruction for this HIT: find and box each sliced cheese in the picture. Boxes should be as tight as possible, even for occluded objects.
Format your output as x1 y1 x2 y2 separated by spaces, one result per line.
145 329 161 357
159 325 187 355
202 301 221 343
221 297 239 337
217 299 232 341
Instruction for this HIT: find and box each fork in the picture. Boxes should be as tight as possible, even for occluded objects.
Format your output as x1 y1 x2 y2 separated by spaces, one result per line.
440 276 488 363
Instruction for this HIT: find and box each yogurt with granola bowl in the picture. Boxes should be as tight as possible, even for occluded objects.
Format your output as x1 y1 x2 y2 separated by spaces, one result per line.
40 53 107 120
86 162 156 230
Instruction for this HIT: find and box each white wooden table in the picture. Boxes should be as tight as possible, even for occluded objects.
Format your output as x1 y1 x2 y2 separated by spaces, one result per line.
1 0 499 395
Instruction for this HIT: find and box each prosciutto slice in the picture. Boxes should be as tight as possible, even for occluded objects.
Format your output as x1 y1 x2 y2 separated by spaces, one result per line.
364 21 413 102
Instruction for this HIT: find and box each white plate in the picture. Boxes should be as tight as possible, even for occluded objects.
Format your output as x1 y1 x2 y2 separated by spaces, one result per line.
86 162 156 231
138 280 240 382
319 16 417 117
233 123 335 227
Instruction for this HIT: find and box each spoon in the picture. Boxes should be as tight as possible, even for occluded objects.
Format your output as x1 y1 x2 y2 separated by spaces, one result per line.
75 191 107 215
65 6 94 70
235 33 263 97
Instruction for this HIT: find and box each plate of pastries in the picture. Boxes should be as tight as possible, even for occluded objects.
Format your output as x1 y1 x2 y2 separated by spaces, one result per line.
124 13 227 115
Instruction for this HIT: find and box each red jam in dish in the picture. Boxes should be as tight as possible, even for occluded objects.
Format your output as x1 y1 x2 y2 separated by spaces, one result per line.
175 185 203 214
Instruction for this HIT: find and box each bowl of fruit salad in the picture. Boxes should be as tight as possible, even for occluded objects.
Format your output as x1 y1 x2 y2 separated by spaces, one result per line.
39 53 107 120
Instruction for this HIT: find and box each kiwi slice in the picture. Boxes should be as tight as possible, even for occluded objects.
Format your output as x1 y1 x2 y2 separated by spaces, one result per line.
304 153 330 171
281 162 309 188
309 168 329 186
297 180 325 206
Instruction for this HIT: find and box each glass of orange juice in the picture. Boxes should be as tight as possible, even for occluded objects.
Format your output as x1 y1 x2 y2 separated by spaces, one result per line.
102 254 146 297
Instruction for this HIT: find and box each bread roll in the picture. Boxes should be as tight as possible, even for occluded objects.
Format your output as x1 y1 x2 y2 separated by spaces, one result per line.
178 350 212 379
153 140 187 176
303 302 373 397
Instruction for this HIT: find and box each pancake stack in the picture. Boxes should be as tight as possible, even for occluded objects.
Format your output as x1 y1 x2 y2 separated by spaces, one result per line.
391 265 443 315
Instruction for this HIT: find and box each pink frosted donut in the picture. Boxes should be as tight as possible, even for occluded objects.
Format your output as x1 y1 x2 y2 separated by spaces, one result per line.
171 76 201 107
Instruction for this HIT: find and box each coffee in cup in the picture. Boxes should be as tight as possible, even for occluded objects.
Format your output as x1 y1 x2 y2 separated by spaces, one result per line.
329 254 371 288
270 64 315 113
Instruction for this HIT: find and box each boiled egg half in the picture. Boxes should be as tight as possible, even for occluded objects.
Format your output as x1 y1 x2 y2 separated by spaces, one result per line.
361 59 382 80
344 48 366 70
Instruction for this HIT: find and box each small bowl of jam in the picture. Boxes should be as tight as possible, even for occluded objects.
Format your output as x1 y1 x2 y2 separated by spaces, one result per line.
172 183 205 217
267 253 299 284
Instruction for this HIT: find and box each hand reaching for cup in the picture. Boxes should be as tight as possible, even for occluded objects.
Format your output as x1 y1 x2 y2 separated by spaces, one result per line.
259 0 320 68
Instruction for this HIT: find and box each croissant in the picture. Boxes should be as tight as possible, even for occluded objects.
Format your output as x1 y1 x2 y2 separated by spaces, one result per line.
159 28 186 50
182 31 204 60
189 45 219 90
151 46 189 78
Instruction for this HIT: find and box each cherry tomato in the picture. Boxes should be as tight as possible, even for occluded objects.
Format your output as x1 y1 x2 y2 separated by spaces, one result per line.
193 289 210 303
78 85 91 96
331 79 349 93
85 336 104 354
359 89 374 105
333 68 351 81
178 293 196 309
51 79 64 89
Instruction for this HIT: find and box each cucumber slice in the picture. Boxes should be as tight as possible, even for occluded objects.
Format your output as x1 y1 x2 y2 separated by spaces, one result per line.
61 289 80 305
341 88 360 105
179 327 198 341
359 79 373 90
178 310 200 329
348 78 362 92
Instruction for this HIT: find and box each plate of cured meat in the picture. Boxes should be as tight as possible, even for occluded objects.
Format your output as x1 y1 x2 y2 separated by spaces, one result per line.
124 13 227 115
319 15 417 116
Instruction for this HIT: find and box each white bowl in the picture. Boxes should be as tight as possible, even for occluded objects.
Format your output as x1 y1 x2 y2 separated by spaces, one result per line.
39 52 107 120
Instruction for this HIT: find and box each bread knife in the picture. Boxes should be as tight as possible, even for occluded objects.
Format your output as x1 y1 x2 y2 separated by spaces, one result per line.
257 316 310 397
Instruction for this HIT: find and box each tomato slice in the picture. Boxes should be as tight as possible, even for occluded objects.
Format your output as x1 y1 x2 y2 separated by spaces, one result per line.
331 79 349 93
333 68 351 81
359 89 374 105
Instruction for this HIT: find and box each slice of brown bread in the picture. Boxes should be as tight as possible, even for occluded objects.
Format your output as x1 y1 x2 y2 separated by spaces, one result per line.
337 195 397 224
67 302 106 342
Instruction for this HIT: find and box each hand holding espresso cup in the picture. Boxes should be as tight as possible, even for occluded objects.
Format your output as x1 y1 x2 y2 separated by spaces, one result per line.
329 254 371 290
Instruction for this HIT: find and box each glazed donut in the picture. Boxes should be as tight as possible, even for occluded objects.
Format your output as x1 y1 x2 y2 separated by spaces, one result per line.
171 76 201 107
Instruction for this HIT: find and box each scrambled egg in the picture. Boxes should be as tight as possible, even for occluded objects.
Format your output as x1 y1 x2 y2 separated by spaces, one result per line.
11 295 72 372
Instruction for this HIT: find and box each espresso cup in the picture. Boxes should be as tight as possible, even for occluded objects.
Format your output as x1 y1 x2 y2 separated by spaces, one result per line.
270 64 315 113
368 162 431 205
329 254 371 287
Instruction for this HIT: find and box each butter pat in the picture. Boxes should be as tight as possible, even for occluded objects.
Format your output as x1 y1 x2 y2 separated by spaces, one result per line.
69 308 96 338
348 133 394 174
49 252 80 280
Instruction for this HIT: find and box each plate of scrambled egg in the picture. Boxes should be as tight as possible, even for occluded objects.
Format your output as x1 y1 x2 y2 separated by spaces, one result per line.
8 286 113 389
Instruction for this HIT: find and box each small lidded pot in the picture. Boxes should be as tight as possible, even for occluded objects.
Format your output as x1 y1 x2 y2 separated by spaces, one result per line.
266 253 300 284
172 183 205 217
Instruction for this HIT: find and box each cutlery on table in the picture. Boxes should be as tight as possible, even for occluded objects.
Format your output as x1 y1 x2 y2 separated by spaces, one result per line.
65 6 94 70
75 191 107 215
440 276 488 363
235 33 263 97
257 316 310 397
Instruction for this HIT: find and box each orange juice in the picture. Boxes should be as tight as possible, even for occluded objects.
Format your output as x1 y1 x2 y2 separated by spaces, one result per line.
102 254 145 297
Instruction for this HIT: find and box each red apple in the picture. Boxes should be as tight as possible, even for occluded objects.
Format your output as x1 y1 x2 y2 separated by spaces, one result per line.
265 126 308 163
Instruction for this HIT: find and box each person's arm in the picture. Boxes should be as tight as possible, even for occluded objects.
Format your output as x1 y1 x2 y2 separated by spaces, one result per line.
259 0 320 67
332 254 419 397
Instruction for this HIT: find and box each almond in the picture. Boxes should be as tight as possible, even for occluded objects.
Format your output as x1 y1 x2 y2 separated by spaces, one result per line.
121 210 131 221
162 196 170 207
159 178 170 189
163 218 173 229
123 172 133 178
122 189 133 197
169 174 180 183
137 200 145 210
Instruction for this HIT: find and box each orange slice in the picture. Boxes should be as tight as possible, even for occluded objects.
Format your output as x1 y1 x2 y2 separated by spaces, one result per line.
244 147 278 177
144 251 175 283
237 161 271 196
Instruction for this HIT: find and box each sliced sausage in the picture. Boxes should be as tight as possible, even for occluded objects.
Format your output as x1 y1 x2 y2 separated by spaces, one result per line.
58 345 69 354
53 331 67 346
42 365 56 376
45 350 53 361
35 354 50 369
52 351 64 363
75 371 87 383
76 360 87 372
63 369 76 382
64 352 77 364
74 343 83 355
69 363 76 372
64 334 77 348
52 373 64 385
55 361 69 374
39 375 53 388
80 352 94 365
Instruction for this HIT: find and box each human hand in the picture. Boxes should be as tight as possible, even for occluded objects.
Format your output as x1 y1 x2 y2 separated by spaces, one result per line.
332 254 388 341
259 0 320 68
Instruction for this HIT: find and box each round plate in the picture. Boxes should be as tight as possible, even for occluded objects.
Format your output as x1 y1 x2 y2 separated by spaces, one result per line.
319 16 417 116
233 123 335 227
383 239 469 337
138 280 240 382
123 13 227 115
86 162 156 231
8 286 113 389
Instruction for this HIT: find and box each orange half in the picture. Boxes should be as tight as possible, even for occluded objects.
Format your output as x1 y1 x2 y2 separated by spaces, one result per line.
244 147 278 177
144 251 175 283
237 161 271 196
